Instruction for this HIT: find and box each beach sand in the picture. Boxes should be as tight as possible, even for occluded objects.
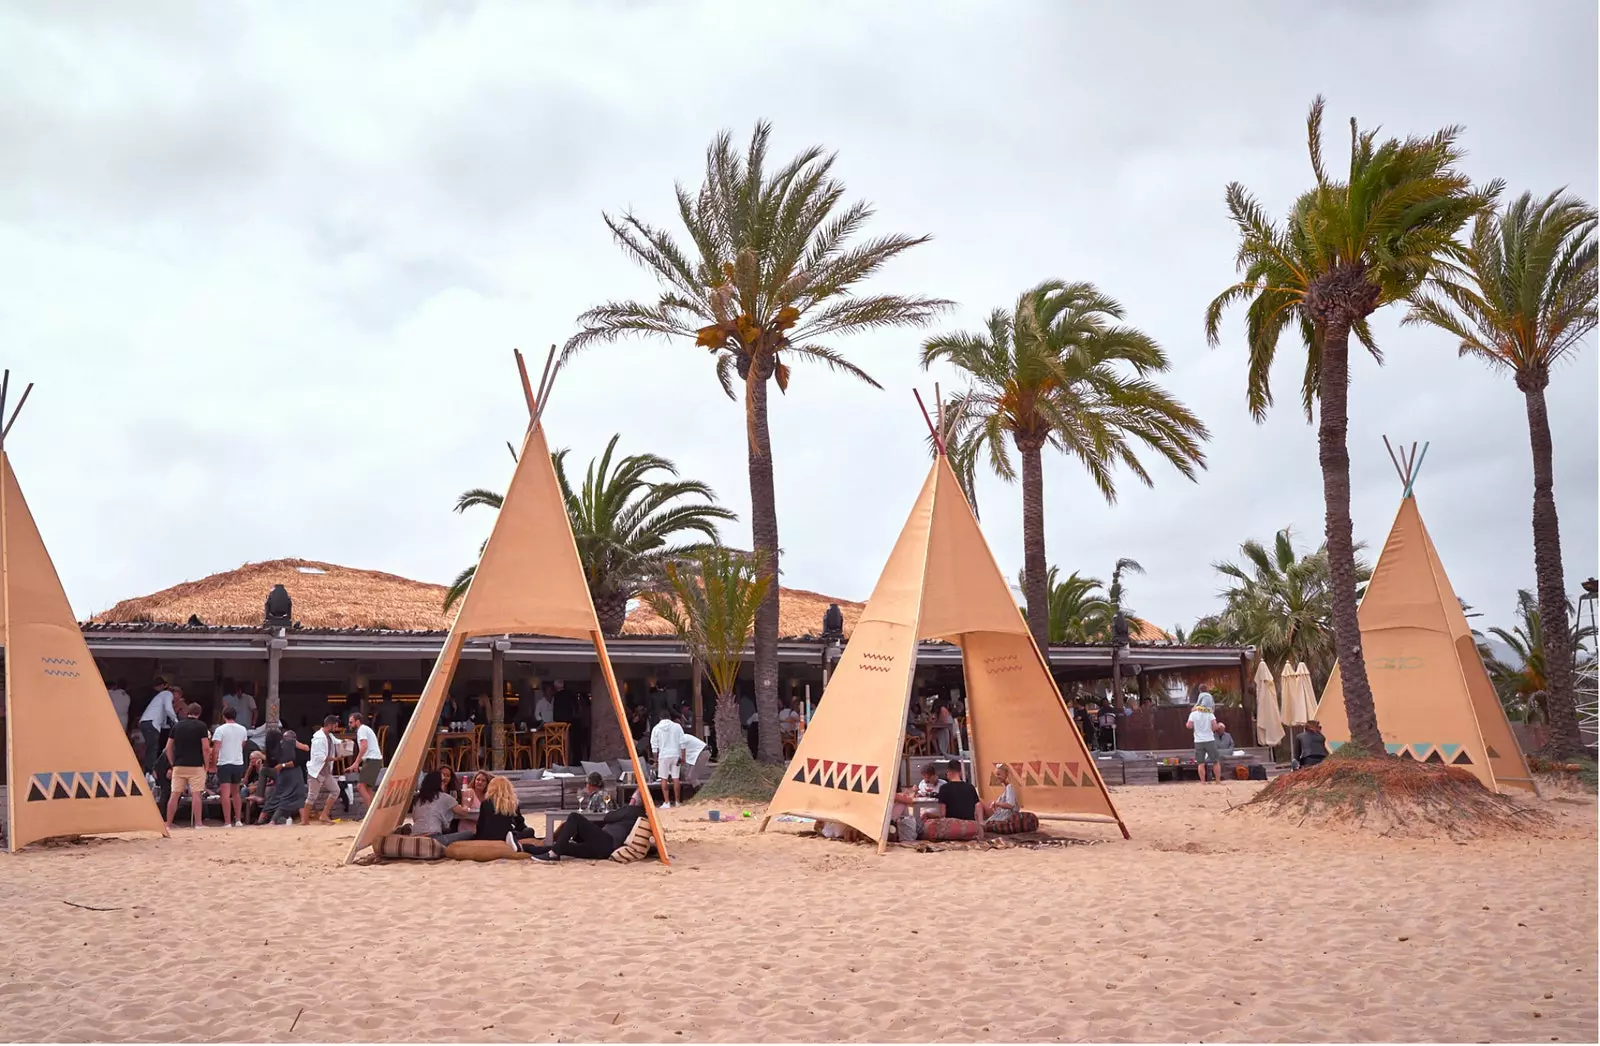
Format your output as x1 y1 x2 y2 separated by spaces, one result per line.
0 781 1593 1043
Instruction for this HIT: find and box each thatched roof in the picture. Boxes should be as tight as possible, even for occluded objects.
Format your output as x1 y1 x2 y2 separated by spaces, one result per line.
92 559 867 639
92 559 459 631
623 586 865 640
92 557 1167 645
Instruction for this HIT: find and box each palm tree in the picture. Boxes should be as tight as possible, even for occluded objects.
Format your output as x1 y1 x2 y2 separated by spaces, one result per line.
924 280 1208 653
1042 567 1113 644
1406 191 1597 758
1107 557 1145 622
643 547 772 781
1209 527 1371 694
447 435 735 760
1204 96 1497 754
563 123 948 761
1484 589 1599 727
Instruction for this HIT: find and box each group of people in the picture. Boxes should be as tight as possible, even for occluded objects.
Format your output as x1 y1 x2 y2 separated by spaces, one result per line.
399 766 648 863
828 758 1022 843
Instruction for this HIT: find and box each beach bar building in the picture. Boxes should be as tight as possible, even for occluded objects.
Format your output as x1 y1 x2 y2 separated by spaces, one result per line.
1 558 1255 780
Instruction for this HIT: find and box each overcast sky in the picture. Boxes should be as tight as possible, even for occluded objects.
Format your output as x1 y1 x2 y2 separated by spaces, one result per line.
4 0 1596 637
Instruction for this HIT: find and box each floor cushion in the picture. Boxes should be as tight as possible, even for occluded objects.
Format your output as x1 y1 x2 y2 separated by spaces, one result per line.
921 817 982 842
378 833 445 860
609 817 655 863
445 839 530 862
983 811 1040 835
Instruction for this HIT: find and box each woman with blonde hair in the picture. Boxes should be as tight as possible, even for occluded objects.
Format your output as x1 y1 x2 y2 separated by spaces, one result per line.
982 762 1022 827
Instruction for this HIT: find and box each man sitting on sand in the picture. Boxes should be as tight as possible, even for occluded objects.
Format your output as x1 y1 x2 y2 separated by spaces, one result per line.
525 789 645 862
1295 720 1329 768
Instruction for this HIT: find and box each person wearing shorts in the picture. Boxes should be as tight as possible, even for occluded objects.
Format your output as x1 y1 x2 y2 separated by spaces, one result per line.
304 715 342 822
1185 693 1222 784
211 706 249 827
164 702 212 828
349 712 384 814
650 710 686 809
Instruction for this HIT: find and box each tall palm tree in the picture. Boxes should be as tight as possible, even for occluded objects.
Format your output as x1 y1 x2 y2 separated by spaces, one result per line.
1204 96 1497 754
1484 589 1599 728
563 123 948 761
1209 527 1371 694
1107 557 1145 622
924 280 1208 653
643 547 772 779
446 435 735 760
1406 191 1597 758
1042 567 1113 644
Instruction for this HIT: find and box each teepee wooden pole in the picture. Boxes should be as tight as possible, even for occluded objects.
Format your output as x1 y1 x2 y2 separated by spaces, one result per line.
529 346 560 433
0 370 9 451
913 389 945 455
534 343 557 406
513 350 536 418
1382 436 1406 487
1 383 33 443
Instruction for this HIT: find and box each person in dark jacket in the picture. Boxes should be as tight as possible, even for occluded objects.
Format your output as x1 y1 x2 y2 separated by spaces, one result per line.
525 790 645 861
1295 720 1329 768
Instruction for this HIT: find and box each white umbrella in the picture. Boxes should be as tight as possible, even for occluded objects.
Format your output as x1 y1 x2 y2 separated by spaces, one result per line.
1280 661 1317 727
1253 659 1285 746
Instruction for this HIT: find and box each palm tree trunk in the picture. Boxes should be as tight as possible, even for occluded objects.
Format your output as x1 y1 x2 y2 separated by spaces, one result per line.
1522 379 1584 759
1018 439 1051 655
1317 318 1384 754
712 687 746 771
589 662 627 762
745 362 783 763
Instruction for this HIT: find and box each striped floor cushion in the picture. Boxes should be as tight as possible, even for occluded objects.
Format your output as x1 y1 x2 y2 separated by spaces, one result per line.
984 812 1040 835
921 817 982 842
610 818 655 863
377 834 445 860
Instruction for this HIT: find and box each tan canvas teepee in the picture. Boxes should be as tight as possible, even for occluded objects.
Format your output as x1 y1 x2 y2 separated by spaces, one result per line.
1317 488 1535 795
344 355 668 863
3 377 168 851
761 449 1127 849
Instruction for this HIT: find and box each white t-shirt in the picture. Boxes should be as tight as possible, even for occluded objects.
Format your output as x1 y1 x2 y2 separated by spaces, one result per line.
650 718 686 757
140 690 176 729
108 688 131 726
212 722 248 766
355 723 383 763
1187 708 1217 742
681 731 707 768
222 691 258 729
534 695 554 723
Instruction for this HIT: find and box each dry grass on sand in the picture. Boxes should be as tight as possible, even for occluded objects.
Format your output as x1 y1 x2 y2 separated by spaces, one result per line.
0 782 1593 1043
1238 755 1553 839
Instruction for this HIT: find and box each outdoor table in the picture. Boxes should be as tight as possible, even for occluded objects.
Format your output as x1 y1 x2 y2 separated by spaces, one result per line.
911 798 943 818
543 808 604 841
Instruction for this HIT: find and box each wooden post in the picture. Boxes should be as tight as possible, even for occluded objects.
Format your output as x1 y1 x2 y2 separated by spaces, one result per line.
1110 643 1122 711
265 634 286 724
490 640 506 770
691 658 704 737
1137 666 1150 706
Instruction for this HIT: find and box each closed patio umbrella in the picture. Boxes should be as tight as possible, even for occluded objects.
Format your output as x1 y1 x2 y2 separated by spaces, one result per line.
1279 661 1317 727
1253 659 1284 747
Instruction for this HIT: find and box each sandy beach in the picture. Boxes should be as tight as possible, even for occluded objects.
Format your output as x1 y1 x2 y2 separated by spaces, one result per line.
0 781 1594 1043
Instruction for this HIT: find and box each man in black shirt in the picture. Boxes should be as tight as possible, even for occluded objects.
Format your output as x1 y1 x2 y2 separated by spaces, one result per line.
164 702 212 829
935 759 981 823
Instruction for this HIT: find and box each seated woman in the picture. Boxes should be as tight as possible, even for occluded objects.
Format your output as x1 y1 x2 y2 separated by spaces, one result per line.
451 770 491 836
441 775 527 847
407 770 472 840
524 789 646 862
981 762 1021 828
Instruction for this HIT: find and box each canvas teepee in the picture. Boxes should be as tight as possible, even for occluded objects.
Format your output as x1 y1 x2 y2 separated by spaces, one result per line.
2 374 168 851
761 418 1126 849
1317 441 1535 795
344 353 668 864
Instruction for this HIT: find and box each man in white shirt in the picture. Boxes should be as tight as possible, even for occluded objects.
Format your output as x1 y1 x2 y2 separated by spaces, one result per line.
650 710 687 809
220 680 258 730
349 712 385 813
138 683 177 774
1185 692 1221 784
533 684 555 726
211 706 249 827
107 680 131 731
304 714 342 823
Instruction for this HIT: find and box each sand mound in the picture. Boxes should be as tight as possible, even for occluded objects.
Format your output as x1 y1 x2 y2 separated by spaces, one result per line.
1236 757 1551 839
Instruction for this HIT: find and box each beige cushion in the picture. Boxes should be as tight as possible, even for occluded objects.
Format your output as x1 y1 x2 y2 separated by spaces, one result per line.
445 839 529 862
609 817 655 863
378 833 444 861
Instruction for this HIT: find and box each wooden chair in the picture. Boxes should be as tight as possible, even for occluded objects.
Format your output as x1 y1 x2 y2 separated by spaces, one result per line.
377 726 390 758
463 724 485 771
538 722 571 768
508 726 537 770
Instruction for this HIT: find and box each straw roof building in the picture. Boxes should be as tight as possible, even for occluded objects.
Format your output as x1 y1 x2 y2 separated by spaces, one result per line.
91 558 867 639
